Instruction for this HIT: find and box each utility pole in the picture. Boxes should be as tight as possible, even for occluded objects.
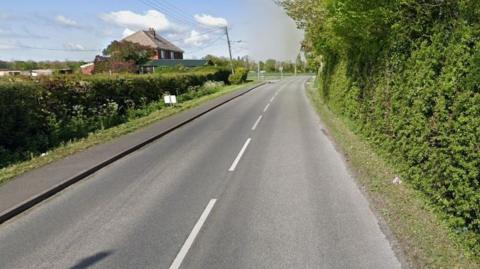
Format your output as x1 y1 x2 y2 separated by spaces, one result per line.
225 26 235 75
257 61 260 81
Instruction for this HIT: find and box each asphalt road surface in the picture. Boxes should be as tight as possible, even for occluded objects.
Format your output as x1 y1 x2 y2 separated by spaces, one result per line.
0 77 402 269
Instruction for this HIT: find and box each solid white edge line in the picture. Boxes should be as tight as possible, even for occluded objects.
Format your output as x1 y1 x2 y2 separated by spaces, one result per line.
169 199 217 269
251 115 263 131
263 103 270 112
228 138 252 172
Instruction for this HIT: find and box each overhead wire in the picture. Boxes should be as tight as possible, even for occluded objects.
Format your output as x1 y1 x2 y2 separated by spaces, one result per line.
138 0 213 30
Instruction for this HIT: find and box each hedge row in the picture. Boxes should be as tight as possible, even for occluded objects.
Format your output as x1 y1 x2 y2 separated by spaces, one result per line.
0 68 230 167
228 67 249 85
305 3 480 253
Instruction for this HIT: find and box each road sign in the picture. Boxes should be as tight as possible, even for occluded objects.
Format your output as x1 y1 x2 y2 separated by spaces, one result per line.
164 95 177 105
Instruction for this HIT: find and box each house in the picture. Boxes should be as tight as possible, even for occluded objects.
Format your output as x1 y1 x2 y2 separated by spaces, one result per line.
123 28 184 60
30 69 53 77
80 63 94 75
0 70 30 77
57 68 73 75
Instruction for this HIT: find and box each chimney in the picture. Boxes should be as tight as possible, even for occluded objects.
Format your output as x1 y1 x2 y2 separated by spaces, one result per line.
148 28 156 37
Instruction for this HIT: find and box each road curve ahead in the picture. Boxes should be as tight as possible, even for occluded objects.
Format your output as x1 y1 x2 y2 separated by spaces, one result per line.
0 77 402 269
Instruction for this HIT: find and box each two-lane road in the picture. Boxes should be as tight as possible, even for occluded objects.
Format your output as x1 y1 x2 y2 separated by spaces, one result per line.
0 77 402 269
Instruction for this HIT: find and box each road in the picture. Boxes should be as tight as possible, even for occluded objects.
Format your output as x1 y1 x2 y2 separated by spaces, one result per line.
0 77 402 269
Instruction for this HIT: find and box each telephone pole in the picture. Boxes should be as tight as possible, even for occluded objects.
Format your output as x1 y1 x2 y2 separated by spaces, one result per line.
225 26 235 75
257 61 260 81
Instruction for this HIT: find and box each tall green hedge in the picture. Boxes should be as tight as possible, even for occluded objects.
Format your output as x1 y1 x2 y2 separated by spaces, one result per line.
228 67 249 85
283 0 480 254
0 68 230 167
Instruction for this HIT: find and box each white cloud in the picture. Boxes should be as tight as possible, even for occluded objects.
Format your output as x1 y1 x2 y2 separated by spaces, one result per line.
194 14 228 28
63 42 85 50
184 30 210 47
101 10 174 32
0 43 16 49
55 15 79 28
122 28 135 38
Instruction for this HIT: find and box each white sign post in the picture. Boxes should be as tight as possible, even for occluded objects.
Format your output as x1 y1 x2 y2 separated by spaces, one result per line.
164 95 177 106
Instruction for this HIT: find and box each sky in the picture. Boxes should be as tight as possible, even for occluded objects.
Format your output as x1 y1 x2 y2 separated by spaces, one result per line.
0 0 304 62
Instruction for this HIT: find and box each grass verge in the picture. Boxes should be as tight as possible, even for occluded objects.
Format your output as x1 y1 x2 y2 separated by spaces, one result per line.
0 82 258 186
306 79 480 269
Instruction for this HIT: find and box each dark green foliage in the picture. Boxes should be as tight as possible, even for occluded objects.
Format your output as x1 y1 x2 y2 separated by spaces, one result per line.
0 68 231 168
283 0 480 254
0 61 86 72
103 40 156 65
228 67 249 85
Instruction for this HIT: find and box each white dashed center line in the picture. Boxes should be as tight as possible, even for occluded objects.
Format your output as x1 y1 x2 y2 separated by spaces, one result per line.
169 199 217 269
263 103 270 112
228 138 252 172
251 115 263 131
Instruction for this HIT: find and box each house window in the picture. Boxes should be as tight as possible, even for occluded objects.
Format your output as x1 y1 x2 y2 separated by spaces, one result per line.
171 51 175 59
160 50 165 59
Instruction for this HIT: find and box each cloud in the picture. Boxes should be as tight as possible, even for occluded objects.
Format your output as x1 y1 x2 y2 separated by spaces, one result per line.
63 42 85 50
101 10 176 32
55 15 80 28
0 43 16 49
0 26 48 39
184 30 210 47
194 14 228 28
122 28 135 38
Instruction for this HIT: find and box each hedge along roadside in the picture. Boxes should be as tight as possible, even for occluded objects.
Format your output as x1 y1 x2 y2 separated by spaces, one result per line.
283 0 480 256
0 68 231 168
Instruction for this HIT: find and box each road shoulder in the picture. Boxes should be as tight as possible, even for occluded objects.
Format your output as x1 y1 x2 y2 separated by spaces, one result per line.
306 79 479 269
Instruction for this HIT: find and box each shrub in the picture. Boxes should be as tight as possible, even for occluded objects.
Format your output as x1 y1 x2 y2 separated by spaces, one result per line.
283 0 480 254
0 68 231 168
228 67 249 85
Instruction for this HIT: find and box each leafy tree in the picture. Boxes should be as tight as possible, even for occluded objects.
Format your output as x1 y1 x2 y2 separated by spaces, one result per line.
264 59 277 72
103 40 155 65
203 55 230 67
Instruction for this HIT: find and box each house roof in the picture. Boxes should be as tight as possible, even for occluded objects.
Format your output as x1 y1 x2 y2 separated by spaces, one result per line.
122 29 184 53
80 63 94 68
141 59 209 68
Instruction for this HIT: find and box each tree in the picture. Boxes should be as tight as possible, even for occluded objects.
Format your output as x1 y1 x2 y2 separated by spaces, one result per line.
264 59 277 72
203 55 230 67
103 41 155 65
296 54 306 73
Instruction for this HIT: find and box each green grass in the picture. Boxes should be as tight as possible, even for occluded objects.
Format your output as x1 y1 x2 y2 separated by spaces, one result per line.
306 79 480 269
0 82 259 186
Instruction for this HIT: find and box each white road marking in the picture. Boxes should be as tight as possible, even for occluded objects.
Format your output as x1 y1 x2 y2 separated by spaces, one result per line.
270 96 275 102
251 115 263 131
263 103 270 112
169 199 217 269
228 138 252 172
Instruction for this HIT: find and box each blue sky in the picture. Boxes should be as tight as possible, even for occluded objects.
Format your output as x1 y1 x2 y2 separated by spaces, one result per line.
0 0 304 62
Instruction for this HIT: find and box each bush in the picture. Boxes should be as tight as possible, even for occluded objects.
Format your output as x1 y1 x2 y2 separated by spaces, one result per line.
285 0 480 254
0 68 231 168
228 67 249 84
